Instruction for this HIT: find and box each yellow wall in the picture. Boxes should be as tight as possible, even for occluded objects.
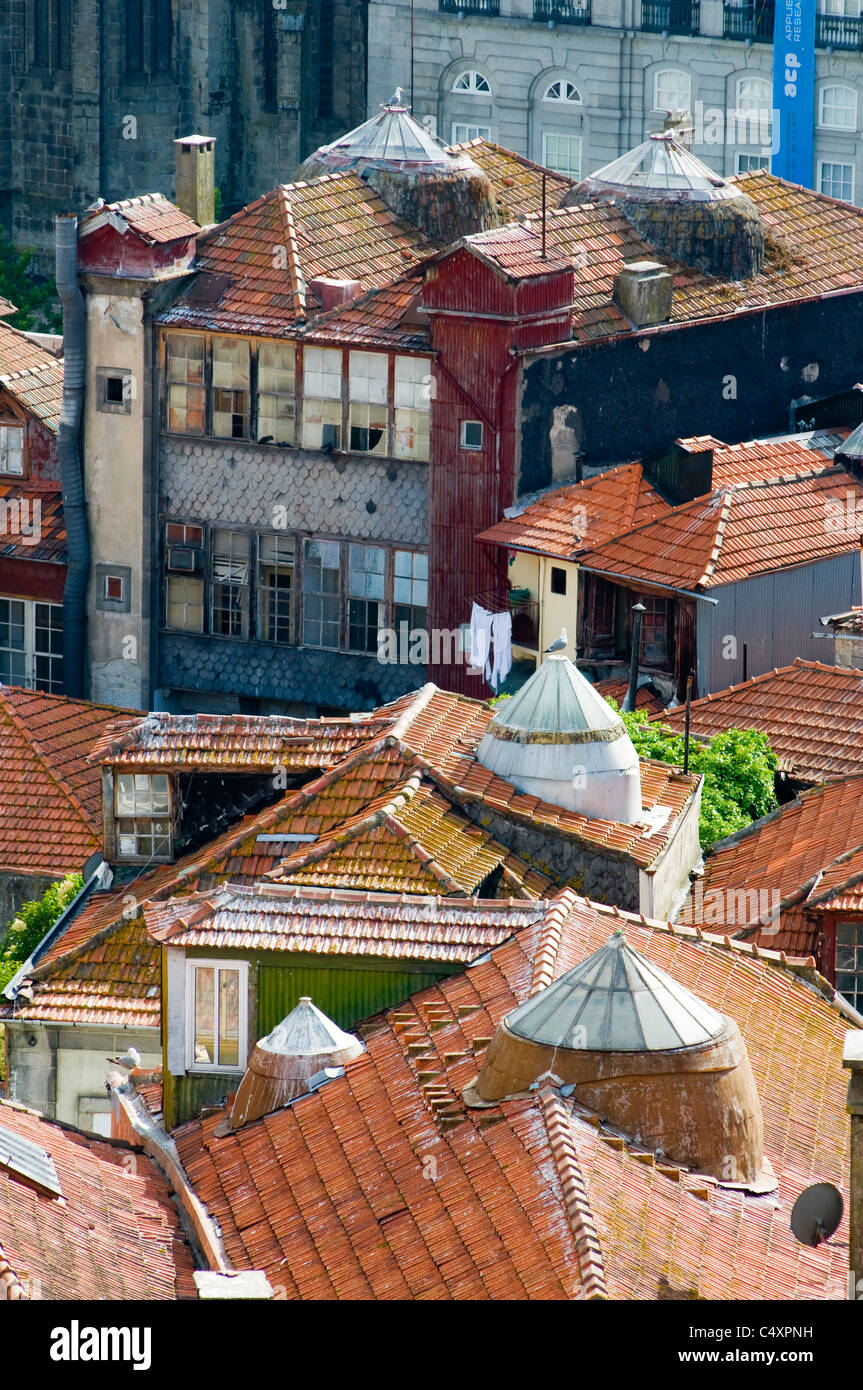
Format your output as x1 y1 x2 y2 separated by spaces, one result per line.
507 550 579 665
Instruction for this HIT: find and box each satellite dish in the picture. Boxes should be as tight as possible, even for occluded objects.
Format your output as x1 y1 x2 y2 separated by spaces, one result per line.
790 1183 844 1247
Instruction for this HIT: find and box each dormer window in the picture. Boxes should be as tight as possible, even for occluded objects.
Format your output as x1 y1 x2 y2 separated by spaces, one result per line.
115 773 172 860
0 424 24 476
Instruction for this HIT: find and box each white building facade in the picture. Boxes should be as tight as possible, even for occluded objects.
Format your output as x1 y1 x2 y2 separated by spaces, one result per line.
368 0 863 203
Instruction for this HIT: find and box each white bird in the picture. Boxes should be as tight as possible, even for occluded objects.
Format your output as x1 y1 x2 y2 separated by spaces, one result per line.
545 627 567 654
385 86 405 108
106 1046 141 1072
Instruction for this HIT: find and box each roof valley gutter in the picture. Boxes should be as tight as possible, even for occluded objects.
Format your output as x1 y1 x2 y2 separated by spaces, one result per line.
577 565 719 604
55 215 90 699
2 861 111 1001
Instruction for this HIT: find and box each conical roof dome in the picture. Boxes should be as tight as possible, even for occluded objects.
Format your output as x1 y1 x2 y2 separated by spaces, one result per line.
476 656 642 823
562 132 765 281
226 997 363 1131
575 133 739 202
488 653 621 737
258 996 364 1057
836 419 863 463
300 100 477 176
506 932 726 1052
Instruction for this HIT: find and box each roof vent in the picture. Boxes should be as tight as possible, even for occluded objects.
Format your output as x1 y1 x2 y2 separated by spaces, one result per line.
224 997 363 1131
466 932 771 1187
476 655 642 823
612 260 672 328
308 277 363 312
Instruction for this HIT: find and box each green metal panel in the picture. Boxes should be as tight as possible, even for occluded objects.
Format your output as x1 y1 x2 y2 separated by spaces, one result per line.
257 957 453 1036
165 1069 242 1129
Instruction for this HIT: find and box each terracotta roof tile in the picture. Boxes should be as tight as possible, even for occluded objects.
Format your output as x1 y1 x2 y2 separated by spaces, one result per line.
81 193 199 245
657 658 863 781
173 891 851 1301
0 1098 195 1299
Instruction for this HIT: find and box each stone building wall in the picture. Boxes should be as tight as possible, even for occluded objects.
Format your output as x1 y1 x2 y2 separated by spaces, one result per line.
0 0 368 272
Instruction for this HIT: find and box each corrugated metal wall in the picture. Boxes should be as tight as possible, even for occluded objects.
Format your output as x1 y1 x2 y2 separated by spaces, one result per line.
696 553 862 694
258 959 452 1036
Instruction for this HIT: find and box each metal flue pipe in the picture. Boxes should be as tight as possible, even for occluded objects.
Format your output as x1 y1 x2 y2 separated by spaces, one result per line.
55 214 90 698
622 602 645 712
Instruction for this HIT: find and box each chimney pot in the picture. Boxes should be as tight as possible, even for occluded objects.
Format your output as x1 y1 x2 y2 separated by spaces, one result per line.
308 276 363 311
613 260 673 329
173 134 216 227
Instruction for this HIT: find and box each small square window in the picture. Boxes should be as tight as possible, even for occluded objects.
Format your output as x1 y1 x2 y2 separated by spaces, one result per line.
461 420 483 450
550 567 567 596
105 376 125 404
97 366 132 415
104 574 125 601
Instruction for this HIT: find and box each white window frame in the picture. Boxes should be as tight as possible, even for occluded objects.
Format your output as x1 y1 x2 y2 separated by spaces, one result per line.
0 597 63 692
460 419 484 450
735 76 771 110
451 70 491 94
542 131 582 178
819 84 858 131
653 68 692 115
186 958 248 1074
543 79 582 104
736 152 770 173
0 424 24 476
819 159 855 202
394 355 431 461
451 123 491 145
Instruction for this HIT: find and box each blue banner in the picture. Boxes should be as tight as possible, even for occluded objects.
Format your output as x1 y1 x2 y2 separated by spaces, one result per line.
771 0 816 187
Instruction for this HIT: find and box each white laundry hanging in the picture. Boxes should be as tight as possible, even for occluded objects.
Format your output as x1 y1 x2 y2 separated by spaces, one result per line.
488 609 513 692
469 603 493 672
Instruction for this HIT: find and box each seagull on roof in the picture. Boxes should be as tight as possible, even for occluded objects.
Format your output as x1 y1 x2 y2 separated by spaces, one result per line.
384 86 405 108
106 1046 141 1072
544 628 567 653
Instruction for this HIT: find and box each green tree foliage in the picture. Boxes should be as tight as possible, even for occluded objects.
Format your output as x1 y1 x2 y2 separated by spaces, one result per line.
614 706 777 848
0 225 63 333
0 874 83 992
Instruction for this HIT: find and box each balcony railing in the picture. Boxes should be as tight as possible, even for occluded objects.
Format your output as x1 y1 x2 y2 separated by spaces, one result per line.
641 0 701 33
816 12 863 48
722 2 774 41
439 0 501 14
533 0 591 23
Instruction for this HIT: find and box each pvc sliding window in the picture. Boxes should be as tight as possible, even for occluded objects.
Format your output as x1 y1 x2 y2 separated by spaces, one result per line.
348 544 385 652
302 539 340 648
257 342 296 445
211 529 250 637
393 550 428 632
166 334 205 434
302 347 342 449
349 351 388 455
394 356 431 460
187 960 247 1071
257 534 295 643
211 338 250 439
114 773 172 861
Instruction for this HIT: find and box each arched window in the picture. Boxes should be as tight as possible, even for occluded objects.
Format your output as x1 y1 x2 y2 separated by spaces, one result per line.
544 79 582 104
653 68 692 115
820 84 858 130
736 75 770 110
452 70 491 95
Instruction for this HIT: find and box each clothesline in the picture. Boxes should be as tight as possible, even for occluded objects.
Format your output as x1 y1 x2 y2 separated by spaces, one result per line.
469 600 512 693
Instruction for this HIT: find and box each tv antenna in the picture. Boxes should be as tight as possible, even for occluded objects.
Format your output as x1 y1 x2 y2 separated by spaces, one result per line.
790 1183 844 1248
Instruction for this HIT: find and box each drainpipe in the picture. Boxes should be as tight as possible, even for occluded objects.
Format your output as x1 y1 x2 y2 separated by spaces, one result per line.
623 602 645 712
55 215 90 698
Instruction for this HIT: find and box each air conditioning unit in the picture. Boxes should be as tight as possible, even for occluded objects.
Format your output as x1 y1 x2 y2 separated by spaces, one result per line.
167 546 203 573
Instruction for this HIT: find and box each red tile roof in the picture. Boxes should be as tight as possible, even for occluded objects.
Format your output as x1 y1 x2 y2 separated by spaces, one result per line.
681 774 863 956
81 193 200 245
593 676 667 716
0 483 65 564
173 891 851 1301
0 688 139 872
578 467 863 591
477 462 673 559
447 220 574 280
0 322 64 433
146 882 545 963
656 658 863 781
0 1098 195 1299
0 298 16 319
5 916 162 1029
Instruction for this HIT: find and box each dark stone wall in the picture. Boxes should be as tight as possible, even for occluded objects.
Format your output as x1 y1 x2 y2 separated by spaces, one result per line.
0 0 368 272
518 291 863 492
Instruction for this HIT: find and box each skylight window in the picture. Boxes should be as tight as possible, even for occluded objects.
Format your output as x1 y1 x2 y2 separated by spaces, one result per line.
0 1122 62 1197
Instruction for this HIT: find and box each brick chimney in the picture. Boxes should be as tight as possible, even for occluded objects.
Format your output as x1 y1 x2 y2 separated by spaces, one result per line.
174 134 216 227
